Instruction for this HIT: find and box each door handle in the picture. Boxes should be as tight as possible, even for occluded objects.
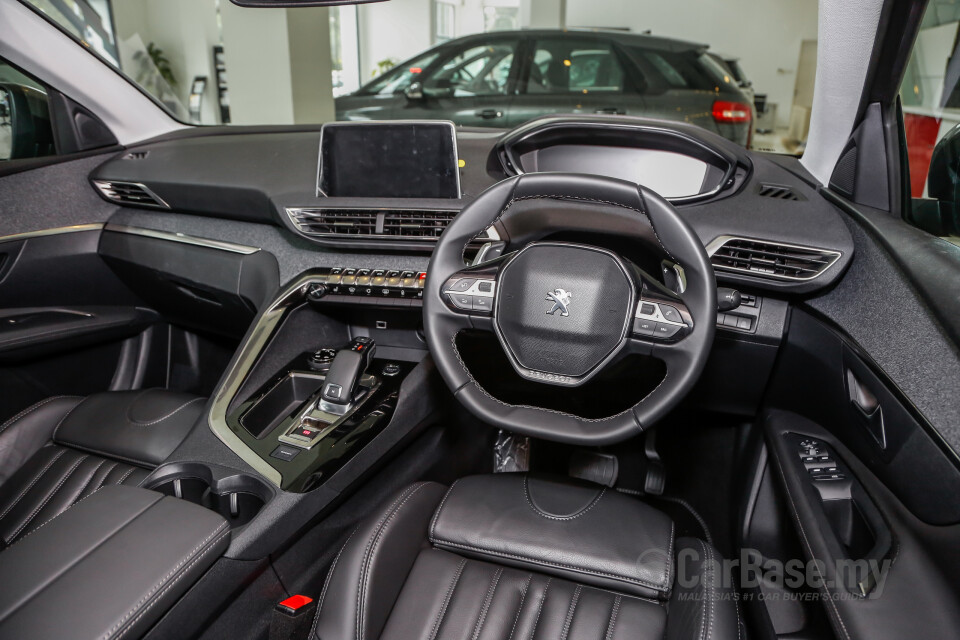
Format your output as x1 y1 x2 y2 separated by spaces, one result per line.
475 109 503 119
594 107 625 115
846 369 887 449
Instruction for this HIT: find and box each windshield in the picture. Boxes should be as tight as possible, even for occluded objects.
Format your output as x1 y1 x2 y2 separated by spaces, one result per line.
19 0 818 155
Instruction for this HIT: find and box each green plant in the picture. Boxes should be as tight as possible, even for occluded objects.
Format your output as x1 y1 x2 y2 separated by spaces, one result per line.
147 42 177 88
372 58 398 78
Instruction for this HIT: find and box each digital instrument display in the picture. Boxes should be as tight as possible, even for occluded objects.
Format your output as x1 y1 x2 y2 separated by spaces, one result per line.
318 121 460 198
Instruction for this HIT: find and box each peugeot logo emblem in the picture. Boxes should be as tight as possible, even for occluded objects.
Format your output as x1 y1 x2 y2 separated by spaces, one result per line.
545 288 572 317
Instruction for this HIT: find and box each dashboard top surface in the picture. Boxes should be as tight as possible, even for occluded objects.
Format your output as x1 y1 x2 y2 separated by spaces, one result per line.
90 116 853 295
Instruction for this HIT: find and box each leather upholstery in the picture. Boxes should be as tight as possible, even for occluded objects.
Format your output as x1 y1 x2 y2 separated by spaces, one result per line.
0 444 150 546
313 475 742 640
430 474 674 599
0 485 230 640
0 390 204 546
0 395 83 485
55 389 205 466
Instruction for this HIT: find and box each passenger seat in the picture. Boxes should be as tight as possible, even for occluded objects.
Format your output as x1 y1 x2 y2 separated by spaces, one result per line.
0 389 204 547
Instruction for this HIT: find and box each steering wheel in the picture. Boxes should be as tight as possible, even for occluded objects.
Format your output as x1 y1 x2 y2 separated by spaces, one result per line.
424 173 716 445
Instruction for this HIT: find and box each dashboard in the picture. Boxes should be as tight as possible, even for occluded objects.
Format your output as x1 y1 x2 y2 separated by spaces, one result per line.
89 115 853 297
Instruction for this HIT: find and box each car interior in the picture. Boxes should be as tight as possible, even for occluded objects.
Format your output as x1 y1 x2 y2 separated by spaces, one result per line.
1 0 960 639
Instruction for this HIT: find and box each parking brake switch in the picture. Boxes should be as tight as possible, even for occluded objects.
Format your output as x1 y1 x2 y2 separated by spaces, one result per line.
321 337 376 406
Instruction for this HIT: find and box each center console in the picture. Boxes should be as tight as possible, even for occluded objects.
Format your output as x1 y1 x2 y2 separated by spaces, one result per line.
206 270 428 493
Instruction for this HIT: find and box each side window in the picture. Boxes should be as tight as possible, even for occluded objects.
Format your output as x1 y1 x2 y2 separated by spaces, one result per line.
629 48 719 93
899 16 960 237
423 42 518 97
0 58 56 161
525 39 625 94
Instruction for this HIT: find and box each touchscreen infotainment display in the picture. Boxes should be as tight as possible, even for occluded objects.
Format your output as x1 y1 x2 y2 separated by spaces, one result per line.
318 122 460 198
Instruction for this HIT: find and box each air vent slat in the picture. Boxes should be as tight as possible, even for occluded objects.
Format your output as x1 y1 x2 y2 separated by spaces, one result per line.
92 180 168 209
709 237 840 282
286 207 471 241
757 184 801 201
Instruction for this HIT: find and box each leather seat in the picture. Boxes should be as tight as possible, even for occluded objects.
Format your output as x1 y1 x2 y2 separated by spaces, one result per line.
0 389 204 547
312 474 742 640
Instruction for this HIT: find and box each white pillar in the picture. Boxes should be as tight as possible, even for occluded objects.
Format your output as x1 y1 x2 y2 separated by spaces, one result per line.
521 0 565 28
220 3 335 125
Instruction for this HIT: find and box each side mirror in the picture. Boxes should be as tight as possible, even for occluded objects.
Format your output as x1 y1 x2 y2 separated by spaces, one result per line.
404 81 424 101
0 83 55 161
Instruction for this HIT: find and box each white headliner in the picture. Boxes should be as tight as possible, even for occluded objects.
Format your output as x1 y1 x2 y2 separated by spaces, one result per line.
0 0 184 146
801 0 885 185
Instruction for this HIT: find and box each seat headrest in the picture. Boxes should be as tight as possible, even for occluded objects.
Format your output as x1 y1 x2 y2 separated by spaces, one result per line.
428 473 675 599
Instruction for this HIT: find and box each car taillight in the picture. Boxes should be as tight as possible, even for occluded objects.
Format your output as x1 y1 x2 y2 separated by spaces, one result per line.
712 100 752 123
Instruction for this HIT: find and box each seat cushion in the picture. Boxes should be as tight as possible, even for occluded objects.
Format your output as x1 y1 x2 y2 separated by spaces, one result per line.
311 477 742 640
380 548 667 640
0 445 149 546
429 474 675 599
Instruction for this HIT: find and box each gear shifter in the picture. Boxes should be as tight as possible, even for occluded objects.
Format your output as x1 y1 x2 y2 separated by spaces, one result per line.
320 337 376 406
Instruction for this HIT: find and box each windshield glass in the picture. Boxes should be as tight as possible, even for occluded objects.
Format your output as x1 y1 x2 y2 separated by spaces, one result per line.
19 0 818 155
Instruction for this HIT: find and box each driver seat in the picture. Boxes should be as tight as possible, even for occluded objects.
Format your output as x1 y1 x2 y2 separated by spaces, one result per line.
312 474 741 640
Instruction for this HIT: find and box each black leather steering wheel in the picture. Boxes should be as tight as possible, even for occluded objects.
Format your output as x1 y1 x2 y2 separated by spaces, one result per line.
424 173 716 444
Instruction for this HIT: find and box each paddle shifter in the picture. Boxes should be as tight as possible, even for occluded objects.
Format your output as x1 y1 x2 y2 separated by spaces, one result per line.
320 337 376 406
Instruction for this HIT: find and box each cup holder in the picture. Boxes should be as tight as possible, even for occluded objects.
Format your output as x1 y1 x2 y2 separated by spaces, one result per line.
145 463 274 529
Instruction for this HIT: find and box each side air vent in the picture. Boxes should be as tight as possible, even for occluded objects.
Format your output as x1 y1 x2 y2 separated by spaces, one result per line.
92 180 169 208
757 184 801 201
708 236 841 281
286 207 495 242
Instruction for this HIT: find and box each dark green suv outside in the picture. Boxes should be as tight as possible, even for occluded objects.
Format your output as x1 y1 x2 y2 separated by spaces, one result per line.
335 29 754 146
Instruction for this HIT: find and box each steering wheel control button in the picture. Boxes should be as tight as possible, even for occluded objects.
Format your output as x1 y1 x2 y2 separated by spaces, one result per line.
447 278 476 293
660 305 683 323
450 293 473 310
653 322 681 338
633 318 656 336
472 296 492 313
640 302 656 316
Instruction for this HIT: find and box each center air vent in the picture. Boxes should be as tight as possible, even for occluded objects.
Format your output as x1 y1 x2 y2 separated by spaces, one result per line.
286 207 493 243
708 237 841 281
92 180 168 209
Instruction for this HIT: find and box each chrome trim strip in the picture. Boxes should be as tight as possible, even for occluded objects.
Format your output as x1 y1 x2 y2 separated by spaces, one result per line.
207 274 323 487
706 235 842 282
0 223 104 244
92 179 171 209
103 224 260 254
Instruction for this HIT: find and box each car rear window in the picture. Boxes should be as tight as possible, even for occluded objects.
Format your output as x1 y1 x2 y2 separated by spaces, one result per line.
629 48 719 92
